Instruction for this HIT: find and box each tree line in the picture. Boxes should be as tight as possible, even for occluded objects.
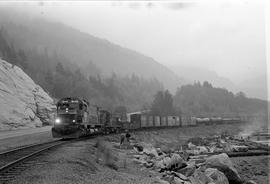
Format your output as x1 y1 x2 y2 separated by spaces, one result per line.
150 81 268 117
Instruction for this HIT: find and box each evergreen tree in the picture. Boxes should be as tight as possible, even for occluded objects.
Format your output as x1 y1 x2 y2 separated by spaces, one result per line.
56 62 65 75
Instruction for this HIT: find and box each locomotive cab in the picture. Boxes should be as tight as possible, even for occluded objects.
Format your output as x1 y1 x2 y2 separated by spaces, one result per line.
52 97 89 138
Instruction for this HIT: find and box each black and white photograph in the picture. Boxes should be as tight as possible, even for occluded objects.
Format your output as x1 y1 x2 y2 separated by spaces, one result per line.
0 0 269 184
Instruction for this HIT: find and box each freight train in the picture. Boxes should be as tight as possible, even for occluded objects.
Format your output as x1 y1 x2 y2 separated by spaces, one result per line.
52 97 246 138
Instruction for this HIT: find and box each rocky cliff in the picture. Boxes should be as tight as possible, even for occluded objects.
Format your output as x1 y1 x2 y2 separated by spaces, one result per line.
0 59 55 130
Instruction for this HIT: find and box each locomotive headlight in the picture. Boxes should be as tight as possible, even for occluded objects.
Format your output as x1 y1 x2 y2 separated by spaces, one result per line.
72 120 76 123
55 118 61 124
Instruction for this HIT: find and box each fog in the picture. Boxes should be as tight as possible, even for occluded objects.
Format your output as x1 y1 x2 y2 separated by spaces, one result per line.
1 0 269 99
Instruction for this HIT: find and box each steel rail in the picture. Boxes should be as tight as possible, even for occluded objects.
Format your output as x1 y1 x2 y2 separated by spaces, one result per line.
0 140 66 183
0 140 61 156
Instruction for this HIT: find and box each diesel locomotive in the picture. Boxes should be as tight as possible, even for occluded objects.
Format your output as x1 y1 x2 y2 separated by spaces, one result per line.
52 97 91 138
52 97 122 138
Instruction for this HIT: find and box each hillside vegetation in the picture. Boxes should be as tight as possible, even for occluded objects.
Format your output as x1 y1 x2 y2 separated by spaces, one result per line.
150 82 268 117
173 82 268 116
0 8 183 92
0 8 268 116
0 28 163 111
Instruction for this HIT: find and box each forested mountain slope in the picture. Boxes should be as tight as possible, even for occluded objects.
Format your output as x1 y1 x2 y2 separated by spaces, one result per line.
0 27 163 112
0 8 184 92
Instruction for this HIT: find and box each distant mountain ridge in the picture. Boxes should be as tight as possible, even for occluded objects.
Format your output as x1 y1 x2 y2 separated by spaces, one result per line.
0 8 184 92
170 65 268 100
170 65 237 90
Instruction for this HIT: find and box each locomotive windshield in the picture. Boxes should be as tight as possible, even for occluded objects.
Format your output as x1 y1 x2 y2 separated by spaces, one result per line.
57 102 79 110
56 114 76 123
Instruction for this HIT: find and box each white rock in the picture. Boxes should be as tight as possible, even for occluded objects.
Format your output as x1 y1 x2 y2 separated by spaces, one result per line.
0 59 55 130
165 153 186 169
205 168 229 184
141 142 159 157
205 153 242 184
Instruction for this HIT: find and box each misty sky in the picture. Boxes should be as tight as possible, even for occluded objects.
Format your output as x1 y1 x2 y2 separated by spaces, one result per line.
4 0 268 83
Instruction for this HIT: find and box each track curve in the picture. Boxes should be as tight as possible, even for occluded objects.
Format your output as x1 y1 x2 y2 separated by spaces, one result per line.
0 140 66 183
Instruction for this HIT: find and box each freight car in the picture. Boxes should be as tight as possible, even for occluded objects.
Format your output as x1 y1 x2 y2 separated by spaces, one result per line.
195 116 243 125
126 113 196 130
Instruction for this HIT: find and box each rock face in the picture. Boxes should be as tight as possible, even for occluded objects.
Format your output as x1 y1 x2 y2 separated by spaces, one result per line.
0 59 55 130
205 153 242 184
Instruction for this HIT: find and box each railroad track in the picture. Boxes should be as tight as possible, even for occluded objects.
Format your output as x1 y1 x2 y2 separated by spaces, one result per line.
0 140 66 183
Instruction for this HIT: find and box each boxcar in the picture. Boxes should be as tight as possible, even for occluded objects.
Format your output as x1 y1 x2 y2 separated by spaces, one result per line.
190 117 197 126
161 116 167 127
176 116 181 126
181 116 189 126
121 121 130 130
154 116 161 127
130 114 141 129
141 114 148 128
168 116 175 126
148 115 154 127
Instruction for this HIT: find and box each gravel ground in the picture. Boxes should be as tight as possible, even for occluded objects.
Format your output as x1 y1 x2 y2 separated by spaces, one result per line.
3 124 269 184
231 155 269 184
8 138 159 184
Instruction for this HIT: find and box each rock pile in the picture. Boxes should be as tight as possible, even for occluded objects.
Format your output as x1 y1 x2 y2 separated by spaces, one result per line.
131 134 266 184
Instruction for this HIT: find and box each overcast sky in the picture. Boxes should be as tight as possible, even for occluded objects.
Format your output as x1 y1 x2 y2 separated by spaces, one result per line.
4 0 268 83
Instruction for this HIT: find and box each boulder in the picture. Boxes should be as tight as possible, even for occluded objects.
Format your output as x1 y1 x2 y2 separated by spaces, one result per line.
165 153 187 170
205 168 229 184
197 146 209 154
161 145 174 154
144 162 154 168
155 159 166 170
177 162 196 177
141 143 158 157
156 148 164 155
205 153 242 184
179 151 189 161
188 142 197 149
189 169 212 184
134 143 144 152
